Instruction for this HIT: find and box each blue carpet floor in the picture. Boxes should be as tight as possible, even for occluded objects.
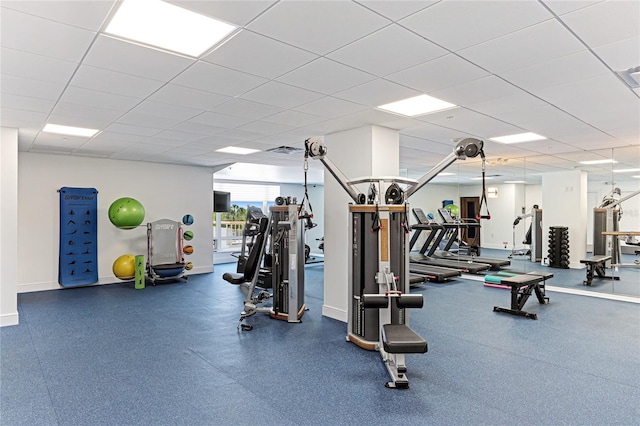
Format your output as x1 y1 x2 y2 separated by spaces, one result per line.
1 261 639 425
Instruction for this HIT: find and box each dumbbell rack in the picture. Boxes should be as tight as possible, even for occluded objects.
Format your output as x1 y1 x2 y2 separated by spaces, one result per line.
548 226 570 268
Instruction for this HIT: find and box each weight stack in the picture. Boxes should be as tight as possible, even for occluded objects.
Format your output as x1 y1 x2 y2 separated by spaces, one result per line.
548 226 570 268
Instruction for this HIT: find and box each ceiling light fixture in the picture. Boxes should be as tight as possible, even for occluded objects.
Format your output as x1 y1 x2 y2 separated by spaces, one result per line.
377 94 457 117
216 146 260 155
613 168 640 173
105 0 237 57
504 180 526 184
470 176 493 181
489 132 546 144
579 159 618 165
43 124 100 137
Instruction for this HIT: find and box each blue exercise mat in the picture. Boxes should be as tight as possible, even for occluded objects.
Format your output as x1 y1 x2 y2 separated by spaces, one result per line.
58 187 98 287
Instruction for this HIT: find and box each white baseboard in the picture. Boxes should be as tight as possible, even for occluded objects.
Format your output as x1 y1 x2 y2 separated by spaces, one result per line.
322 304 347 323
1 312 19 327
18 266 215 293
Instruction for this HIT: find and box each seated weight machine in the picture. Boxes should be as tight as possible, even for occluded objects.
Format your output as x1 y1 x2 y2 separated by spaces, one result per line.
304 136 487 388
509 205 542 262
223 200 307 330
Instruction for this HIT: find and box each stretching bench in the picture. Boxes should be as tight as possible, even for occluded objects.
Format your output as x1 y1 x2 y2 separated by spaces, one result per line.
493 272 552 320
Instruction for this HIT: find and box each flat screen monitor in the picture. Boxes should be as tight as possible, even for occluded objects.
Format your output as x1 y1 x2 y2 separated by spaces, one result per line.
213 191 231 212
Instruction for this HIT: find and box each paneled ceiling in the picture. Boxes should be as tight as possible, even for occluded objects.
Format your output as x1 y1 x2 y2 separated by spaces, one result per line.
1 0 639 185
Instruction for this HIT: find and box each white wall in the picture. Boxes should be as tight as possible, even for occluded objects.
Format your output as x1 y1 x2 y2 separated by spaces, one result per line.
1 128 19 326
542 170 588 268
18 153 214 292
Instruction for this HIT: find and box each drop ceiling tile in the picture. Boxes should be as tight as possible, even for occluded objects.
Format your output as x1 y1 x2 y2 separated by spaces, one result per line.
262 110 325 128
0 7 96 62
277 58 376 95
356 1 437 21
399 0 552 52
172 61 268 97
0 93 55 113
218 128 264 141
128 100 201 121
83 35 194 81
0 108 48 128
202 30 317 79
466 92 548 118
593 37 640 71
70 65 165 99
293 96 369 118
32 132 91 149
1 1 115 31
1 74 65 101
117 112 183 129
59 86 140 111
430 75 525 107
420 108 523 139
170 121 227 136
458 20 585 74
166 1 276 26
103 123 162 137
534 74 638 125
334 79 420 107
239 81 324 109
148 84 230 111
236 120 295 136
541 1 604 16
327 24 447 77
51 101 122 123
153 130 207 143
188 111 253 128
402 122 476 144
1 48 77 84
498 50 609 92
246 1 389 55
561 1 640 48
212 99 283 120
387 54 490 93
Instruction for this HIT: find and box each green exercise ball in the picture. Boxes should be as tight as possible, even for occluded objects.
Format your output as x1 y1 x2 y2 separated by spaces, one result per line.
444 204 459 218
109 197 145 229
183 230 194 241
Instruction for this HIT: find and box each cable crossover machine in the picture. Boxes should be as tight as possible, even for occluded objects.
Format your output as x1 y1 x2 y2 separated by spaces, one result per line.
304 136 487 388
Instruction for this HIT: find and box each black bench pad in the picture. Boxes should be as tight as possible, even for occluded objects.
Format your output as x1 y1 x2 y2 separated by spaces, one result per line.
382 324 427 354
580 255 611 264
223 272 245 285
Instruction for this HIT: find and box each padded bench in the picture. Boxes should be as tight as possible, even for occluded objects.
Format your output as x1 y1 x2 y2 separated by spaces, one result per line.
579 255 619 286
493 272 552 320
382 324 428 354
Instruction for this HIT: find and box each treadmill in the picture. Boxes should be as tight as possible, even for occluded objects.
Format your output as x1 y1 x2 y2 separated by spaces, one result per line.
433 208 510 271
410 208 492 274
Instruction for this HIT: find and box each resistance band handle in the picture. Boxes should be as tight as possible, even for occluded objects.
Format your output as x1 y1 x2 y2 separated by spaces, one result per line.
476 214 491 220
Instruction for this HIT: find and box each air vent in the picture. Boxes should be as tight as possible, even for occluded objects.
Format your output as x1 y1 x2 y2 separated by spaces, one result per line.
266 146 304 155
616 66 640 89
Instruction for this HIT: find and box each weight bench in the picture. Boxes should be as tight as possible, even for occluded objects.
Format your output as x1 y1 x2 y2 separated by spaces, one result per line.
362 292 427 388
579 255 619 286
493 272 552 320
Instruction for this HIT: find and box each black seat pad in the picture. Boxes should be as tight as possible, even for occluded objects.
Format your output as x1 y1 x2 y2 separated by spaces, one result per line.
223 272 245 285
382 324 427 354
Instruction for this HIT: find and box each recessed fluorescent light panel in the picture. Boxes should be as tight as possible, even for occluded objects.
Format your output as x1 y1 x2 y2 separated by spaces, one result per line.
504 180 526 184
613 168 640 173
216 146 260 155
105 0 237 57
489 132 546 144
43 124 99 137
579 159 618 165
470 176 493 181
377 94 457 117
